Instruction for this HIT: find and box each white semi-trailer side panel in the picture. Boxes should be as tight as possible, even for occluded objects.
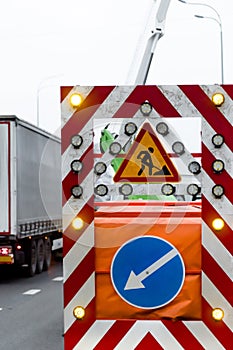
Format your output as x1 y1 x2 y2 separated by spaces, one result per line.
15 120 62 237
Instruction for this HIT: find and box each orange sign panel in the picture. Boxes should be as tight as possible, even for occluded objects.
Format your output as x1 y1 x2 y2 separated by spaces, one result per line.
114 123 181 183
95 204 201 320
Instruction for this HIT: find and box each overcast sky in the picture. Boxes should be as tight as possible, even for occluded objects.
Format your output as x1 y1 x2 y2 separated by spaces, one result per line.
0 0 232 132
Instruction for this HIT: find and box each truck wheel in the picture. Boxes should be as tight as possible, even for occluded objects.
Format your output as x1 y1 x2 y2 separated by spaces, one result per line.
27 239 37 277
36 239 45 274
43 237 51 271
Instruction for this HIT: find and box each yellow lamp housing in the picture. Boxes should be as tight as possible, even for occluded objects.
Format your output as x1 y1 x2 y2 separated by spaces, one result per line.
94 184 108 197
212 184 224 199
212 218 225 231
71 185 83 199
71 134 83 149
119 184 133 196
72 217 84 230
212 134 224 148
212 93 225 107
212 308 224 321
94 162 107 176
156 122 169 136
70 93 83 108
124 122 138 136
73 306 85 320
161 184 176 196
109 142 122 155
212 159 225 174
140 101 152 116
71 159 83 173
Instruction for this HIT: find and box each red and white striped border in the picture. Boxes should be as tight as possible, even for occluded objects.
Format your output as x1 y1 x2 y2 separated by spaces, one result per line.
61 85 233 350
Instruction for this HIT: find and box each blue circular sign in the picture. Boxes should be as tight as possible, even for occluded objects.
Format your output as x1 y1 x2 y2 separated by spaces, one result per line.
110 236 185 309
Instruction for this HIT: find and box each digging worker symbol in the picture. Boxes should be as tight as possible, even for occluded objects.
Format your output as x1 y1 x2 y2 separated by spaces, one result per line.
137 147 171 176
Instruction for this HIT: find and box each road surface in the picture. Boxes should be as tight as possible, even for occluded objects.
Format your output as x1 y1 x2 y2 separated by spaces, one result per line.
0 258 63 350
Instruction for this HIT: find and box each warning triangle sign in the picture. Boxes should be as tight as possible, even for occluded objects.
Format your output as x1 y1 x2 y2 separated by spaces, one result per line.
114 123 181 183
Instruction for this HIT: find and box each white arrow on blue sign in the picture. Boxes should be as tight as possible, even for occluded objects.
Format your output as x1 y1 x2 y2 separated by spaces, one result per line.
110 236 185 309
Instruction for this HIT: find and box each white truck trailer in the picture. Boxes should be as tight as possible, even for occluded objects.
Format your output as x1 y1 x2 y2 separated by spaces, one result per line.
0 115 62 276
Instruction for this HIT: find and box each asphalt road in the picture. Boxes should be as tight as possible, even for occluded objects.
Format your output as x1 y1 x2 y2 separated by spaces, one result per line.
0 258 63 350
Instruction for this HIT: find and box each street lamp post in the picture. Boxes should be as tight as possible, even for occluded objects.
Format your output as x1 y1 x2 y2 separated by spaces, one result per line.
178 0 224 84
194 14 224 84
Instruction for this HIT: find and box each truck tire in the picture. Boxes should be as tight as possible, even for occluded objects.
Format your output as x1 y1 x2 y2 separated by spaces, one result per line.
36 239 45 274
27 239 37 277
43 237 51 271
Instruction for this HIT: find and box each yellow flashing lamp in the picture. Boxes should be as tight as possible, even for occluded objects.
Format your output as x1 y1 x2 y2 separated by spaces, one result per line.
212 93 225 107
212 218 225 231
70 93 83 108
140 101 152 116
73 306 85 320
212 308 224 321
72 217 84 230
212 185 224 199
212 159 224 174
71 185 83 199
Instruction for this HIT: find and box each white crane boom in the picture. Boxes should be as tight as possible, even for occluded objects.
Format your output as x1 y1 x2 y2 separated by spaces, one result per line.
135 0 172 85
